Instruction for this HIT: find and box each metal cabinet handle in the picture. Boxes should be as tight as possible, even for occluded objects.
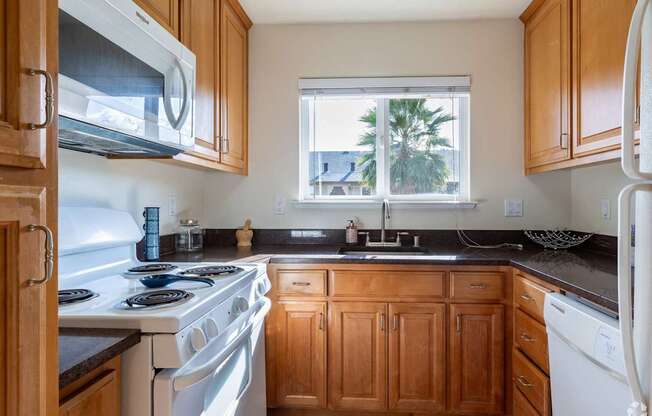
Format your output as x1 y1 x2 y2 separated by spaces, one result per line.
27 224 54 286
560 133 569 150
520 333 535 342
221 137 230 154
520 294 533 302
27 69 54 130
292 282 311 286
380 313 386 331
319 312 324 331
516 375 534 388
469 283 487 289
456 315 462 333
393 314 399 331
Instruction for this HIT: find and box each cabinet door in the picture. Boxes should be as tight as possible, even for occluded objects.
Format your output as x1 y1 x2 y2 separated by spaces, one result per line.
275 302 327 408
524 0 571 170
60 370 120 416
133 0 179 37
388 303 446 412
449 304 504 414
572 0 637 156
329 302 387 411
0 0 51 169
219 0 249 172
180 0 220 160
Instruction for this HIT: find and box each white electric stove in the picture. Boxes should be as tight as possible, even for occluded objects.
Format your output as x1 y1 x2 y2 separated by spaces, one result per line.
58 207 271 416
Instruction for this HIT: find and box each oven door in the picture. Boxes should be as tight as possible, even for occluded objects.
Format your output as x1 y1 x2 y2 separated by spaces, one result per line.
58 0 195 150
153 298 271 416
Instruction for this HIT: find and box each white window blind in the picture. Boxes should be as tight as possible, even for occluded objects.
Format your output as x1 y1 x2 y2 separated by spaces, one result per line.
299 76 471 97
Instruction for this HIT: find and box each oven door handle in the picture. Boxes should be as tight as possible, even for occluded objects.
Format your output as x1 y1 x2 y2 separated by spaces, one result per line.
172 297 271 392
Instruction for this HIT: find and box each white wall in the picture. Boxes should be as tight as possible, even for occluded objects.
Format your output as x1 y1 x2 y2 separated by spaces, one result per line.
59 149 207 234
570 161 636 235
202 20 572 230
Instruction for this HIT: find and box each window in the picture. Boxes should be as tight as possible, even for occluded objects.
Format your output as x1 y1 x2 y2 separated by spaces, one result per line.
299 77 470 202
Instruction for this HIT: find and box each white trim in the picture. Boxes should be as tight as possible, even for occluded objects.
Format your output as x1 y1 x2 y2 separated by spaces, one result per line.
299 76 471 91
293 199 478 209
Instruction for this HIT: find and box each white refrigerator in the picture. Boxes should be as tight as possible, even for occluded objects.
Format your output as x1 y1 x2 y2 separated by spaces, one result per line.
619 1 652 415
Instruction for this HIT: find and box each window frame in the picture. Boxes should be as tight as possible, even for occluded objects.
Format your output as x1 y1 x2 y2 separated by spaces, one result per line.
298 80 471 204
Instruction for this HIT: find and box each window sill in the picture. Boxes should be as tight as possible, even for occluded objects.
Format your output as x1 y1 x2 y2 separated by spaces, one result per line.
292 200 478 209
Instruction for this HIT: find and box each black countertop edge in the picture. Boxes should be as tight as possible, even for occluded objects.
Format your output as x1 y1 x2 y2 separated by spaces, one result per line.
59 328 141 389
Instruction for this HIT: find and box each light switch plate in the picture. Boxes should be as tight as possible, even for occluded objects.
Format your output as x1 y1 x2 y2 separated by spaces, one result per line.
504 199 523 217
274 195 286 215
601 199 611 220
168 194 177 216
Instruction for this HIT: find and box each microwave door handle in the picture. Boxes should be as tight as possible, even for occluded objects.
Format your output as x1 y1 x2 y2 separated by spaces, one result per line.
618 183 652 413
172 297 271 392
163 59 190 130
622 0 652 180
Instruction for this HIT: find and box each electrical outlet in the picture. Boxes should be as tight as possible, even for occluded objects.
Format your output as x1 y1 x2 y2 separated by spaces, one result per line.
168 194 177 216
274 195 286 215
601 199 611 220
504 199 523 217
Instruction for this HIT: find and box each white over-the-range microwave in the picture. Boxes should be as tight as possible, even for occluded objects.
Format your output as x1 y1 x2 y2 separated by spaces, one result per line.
58 0 196 157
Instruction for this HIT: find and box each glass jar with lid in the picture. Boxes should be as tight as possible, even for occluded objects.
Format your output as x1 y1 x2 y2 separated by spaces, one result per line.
176 219 203 252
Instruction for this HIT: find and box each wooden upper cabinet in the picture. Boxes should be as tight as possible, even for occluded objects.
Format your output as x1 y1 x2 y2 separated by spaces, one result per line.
133 0 180 37
179 0 220 160
329 302 387 412
388 303 446 413
571 0 637 157
449 304 504 415
0 0 51 169
275 302 327 408
219 0 250 172
523 0 571 171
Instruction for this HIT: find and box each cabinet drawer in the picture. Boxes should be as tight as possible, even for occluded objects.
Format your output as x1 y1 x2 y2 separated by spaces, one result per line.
515 309 549 373
450 271 504 300
329 270 445 298
277 270 327 296
513 349 551 415
513 384 540 416
514 275 550 323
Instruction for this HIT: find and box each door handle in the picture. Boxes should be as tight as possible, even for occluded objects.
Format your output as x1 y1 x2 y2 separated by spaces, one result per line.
27 224 54 286
392 314 399 331
380 313 386 331
27 69 54 130
221 137 230 154
319 312 324 331
516 375 534 388
456 315 462 333
519 333 535 342
560 133 569 150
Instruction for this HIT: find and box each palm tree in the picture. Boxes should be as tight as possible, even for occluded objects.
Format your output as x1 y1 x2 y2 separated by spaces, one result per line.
357 99 455 194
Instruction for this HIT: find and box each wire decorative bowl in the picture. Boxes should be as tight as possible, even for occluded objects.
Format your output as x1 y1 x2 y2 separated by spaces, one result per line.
523 230 593 250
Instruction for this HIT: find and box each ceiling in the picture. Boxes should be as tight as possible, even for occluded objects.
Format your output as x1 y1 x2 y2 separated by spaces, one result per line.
239 0 532 24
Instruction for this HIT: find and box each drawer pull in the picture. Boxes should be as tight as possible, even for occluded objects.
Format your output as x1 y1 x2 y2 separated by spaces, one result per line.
469 283 487 289
516 375 534 388
520 333 535 342
292 282 311 286
520 294 534 302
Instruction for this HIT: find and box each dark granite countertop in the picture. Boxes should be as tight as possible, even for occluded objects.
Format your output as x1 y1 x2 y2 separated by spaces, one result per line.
161 244 619 314
59 328 140 389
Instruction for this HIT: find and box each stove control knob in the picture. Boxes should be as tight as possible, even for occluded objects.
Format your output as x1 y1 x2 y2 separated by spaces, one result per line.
231 296 250 318
190 327 208 352
205 318 219 339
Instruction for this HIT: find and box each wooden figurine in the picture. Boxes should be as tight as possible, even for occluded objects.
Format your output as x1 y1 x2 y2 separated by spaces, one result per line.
236 219 254 247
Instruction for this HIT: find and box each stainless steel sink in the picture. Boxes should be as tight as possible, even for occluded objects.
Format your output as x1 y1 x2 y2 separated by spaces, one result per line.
337 247 430 256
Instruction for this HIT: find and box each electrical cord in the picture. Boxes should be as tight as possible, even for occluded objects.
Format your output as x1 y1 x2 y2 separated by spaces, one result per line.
456 229 523 250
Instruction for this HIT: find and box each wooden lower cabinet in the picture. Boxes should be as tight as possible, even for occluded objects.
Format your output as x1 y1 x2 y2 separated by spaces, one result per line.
329 302 387 412
59 357 121 416
388 303 446 412
513 384 540 416
275 301 327 408
449 304 505 414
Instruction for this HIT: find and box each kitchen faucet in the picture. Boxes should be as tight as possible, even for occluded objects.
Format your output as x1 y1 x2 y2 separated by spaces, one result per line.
359 199 408 247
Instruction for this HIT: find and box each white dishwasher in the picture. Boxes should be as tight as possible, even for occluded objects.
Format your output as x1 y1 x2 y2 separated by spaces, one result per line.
544 293 631 416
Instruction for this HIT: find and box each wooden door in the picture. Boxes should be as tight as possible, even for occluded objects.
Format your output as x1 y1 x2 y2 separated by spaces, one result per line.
449 304 504 414
0 2 59 416
275 302 327 408
0 0 52 169
219 0 250 172
60 370 119 416
329 302 387 412
179 0 220 161
524 0 571 170
133 0 179 37
572 0 637 156
388 303 446 412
